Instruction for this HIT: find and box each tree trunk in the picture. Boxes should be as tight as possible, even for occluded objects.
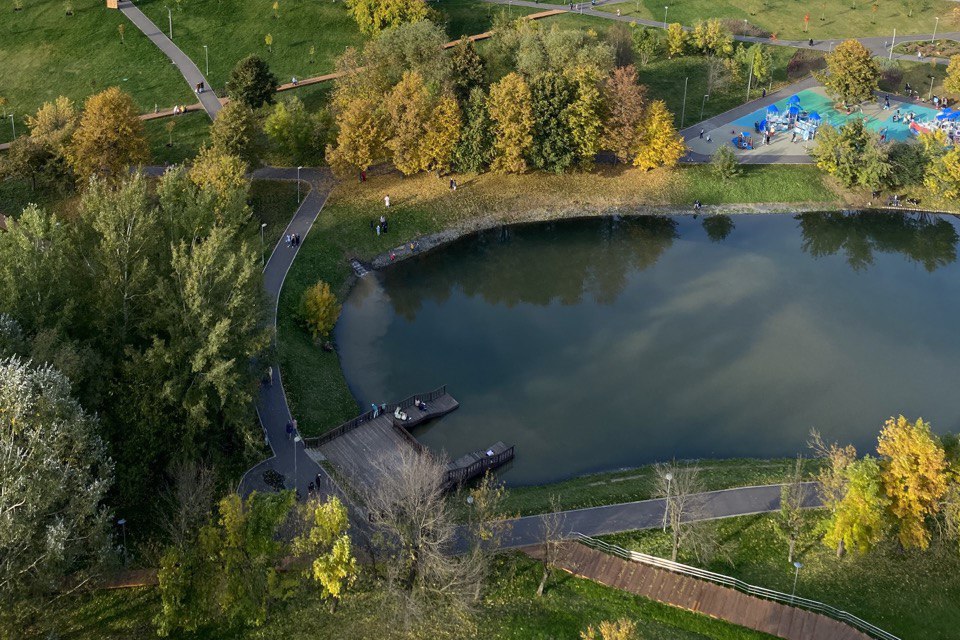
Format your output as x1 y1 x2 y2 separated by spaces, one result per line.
329 597 338 614
536 563 549 597
671 527 680 562
836 538 845 558
788 536 796 563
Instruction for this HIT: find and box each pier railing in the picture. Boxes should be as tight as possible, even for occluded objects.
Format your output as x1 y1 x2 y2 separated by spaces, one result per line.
303 385 448 449
568 533 900 640
443 445 515 488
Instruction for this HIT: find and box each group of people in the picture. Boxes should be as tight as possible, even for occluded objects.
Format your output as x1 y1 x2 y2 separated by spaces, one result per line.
171 104 189 115
370 215 388 236
286 233 302 247
194 81 205 94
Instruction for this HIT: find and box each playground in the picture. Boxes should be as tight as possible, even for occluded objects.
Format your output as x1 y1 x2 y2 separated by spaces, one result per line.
686 86 946 162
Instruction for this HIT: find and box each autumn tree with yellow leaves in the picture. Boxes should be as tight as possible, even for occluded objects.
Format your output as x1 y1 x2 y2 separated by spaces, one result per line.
581 618 638 640
67 87 149 184
488 72 534 174
877 415 948 550
292 496 357 613
632 100 685 171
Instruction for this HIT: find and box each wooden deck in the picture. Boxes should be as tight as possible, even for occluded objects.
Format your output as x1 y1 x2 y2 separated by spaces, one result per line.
526 543 873 640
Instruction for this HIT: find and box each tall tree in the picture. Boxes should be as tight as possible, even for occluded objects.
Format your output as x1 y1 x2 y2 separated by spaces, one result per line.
292 496 358 613
603 65 647 163
264 96 329 165
26 95 78 154
0 358 113 634
691 19 734 57
811 120 889 188
822 456 889 555
326 96 388 177
565 65 606 169
877 415 948 550
450 37 486 102
816 39 880 105
227 55 279 109
529 72 577 173
945 54 960 95
422 93 462 174
666 23 687 58
344 0 429 35
299 280 341 340
605 23 635 68
631 25 660 67
210 100 266 166
453 88 495 173
808 429 857 556
633 100 685 171
384 70 433 175
488 72 534 174
924 145 960 199
776 456 808 563
187 147 251 224
656 462 715 562
67 87 149 184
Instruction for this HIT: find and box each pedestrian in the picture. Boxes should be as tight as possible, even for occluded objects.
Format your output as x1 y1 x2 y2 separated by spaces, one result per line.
699 128 704 139
918 50 923 59
285 233 291 246
452 179 457 191
790 131 796 143
376 223 381 236
371 402 378 417
616 8 620 15
762 88 766 98
361 169 367 182
384 195 390 208
292 419 298 434
286 421 293 440
308 481 315 494
808 38 813 47
449 177 456 190
266 366 273 386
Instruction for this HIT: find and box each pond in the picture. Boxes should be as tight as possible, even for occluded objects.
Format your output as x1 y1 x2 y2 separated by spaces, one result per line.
334 212 960 486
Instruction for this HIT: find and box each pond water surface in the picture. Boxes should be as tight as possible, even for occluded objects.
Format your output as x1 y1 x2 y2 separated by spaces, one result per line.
334 213 960 486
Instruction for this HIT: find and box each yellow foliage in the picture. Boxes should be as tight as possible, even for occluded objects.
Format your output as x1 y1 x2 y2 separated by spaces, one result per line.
945 55 960 96
422 93 462 173
292 497 357 605
26 96 78 152
877 415 948 550
488 73 534 174
632 100 685 171
67 87 149 184
581 618 638 640
925 145 960 200
385 71 432 176
326 96 388 176
298 280 341 340
666 23 687 57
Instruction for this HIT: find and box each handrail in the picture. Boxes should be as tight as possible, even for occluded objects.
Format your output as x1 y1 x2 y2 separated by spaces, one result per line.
443 446 515 488
303 385 447 448
391 421 426 454
568 533 900 640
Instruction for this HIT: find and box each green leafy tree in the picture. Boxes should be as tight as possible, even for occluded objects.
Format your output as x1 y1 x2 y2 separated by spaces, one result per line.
809 430 857 556
26 95 78 154
488 72 534 174
292 496 357 613
210 100 266 166
0 357 113 634
363 19 452 89
691 19 734 57
67 87 149 184
811 120 889 188
666 23 687 58
602 65 647 163
299 280 341 340
710 144 741 180
345 0 429 35
227 55 279 109
822 456 889 554
529 72 577 173
877 415 948 550
776 456 807 563
631 25 660 66
264 96 329 165
453 87 495 173
565 65 606 169
1 137 55 192
450 36 486 102
816 39 880 105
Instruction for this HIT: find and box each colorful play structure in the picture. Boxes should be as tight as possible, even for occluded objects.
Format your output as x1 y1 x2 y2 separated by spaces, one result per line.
910 107 960 143
732 94 823 149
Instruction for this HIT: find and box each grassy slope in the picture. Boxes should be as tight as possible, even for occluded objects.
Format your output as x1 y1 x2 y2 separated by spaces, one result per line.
594 0 956 40
145 110 212 165
279 164 839 438
137 0 366 93
0 0 193 145
34 554 777 639
605 512 960 640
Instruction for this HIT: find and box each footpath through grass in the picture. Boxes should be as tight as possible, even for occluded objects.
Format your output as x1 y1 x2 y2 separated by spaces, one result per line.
31 554 777 639
605 512 960 640
0 0 193 144
278 164 840 438
596 0 955 40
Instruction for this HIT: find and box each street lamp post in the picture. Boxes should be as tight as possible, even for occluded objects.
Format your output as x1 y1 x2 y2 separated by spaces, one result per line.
930 74 936 101
167 6 173 39
203 45 209 76
662 472 673 532
663 5 668 28
700 94 709 120
293 434 302 496
117 518 128 566
934 17 940 42
791 561 803 604
260 222 266 267
297 166 303 203
890 29 896 61
680 76 688 128
8 114 14 140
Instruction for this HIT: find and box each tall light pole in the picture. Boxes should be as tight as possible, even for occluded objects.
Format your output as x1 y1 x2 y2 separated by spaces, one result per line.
167 6 173 39
791 561 803 604
203 44 209 76
680 76 688 128
890 29 896 61
700 94 709 120
8 114 14 140
661 472 673 532
117 518 128 566
260 222 266 267
929 74 936 101
663 5 668 27
297 166 303 203
934 16 940 42
293 434 302 496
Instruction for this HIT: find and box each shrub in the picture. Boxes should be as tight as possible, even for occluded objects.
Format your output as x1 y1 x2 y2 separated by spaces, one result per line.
298 281 341 340
711 144 741 181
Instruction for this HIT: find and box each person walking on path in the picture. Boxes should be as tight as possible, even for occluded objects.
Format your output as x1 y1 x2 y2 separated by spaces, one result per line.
699 128 704 139
286 421 293 440
384 195 390 208
265 366 273 387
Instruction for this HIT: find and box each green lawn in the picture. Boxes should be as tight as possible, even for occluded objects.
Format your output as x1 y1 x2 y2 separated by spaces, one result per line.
596 0 956 40
30 554 777 639
441 0 544 40
278 164 838 438
0 0 193 145
605 512 960 640
145 111 211 165
137 0 367 94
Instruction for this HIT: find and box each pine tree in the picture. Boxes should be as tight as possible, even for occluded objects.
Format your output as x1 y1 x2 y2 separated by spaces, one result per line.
529 72 577 173
227 55 279 109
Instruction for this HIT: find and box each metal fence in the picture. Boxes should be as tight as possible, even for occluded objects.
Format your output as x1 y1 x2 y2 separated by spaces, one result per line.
568 532 900 640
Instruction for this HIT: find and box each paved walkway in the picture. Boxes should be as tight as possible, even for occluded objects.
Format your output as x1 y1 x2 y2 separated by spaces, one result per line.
118 0 221 119
527 541 873 640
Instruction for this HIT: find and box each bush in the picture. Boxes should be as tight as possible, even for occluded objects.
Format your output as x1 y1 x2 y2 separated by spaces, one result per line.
711 144 741 181
298 280 341 340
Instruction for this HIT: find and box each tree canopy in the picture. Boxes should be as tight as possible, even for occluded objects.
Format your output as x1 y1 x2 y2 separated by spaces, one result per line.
817 39 880 105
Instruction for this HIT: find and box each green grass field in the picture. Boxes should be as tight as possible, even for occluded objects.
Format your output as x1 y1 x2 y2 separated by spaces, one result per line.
605 512 960 640
596 0 956 40
29 554 777 639
136 0 367 94
145 111 211 165
0 0 194 145
278 164 837 438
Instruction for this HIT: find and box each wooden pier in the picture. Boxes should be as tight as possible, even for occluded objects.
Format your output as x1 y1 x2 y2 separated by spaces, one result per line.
304 386 514 495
